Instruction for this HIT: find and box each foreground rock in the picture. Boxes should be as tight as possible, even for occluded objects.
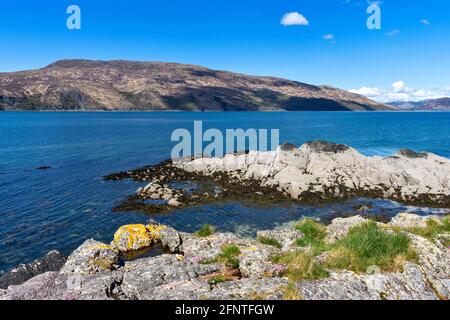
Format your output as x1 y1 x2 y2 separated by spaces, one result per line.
60 239 119 276
175 141 450 208
296 263 437 300
2 213 449 300
0 251 66 289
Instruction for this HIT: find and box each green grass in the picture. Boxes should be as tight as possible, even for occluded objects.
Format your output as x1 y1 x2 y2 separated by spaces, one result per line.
201 245 241 269
218 245 241 269
275 219 419 282
403 215 450 246
257 236 282 249
273 248 329 281
326 221 417 273
294 218 329 255
194 224 215 238
208 276 228 286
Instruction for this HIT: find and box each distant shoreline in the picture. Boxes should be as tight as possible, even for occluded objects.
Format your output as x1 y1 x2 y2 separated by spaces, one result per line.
1 109 449 113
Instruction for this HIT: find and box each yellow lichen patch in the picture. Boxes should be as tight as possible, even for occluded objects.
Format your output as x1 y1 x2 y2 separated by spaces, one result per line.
176 254 185 261
112 224 153 252
146 224 167 240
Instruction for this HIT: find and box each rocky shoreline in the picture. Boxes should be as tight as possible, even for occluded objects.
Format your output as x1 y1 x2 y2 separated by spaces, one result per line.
1 212 448 300
104 141 450 216
2 141 448 300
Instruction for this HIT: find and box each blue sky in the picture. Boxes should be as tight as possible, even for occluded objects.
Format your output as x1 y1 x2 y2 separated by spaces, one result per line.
1 0 449 101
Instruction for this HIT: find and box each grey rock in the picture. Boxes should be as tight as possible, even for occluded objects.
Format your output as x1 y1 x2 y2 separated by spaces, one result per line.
257 228 303 252
325 215 368 243
296 263 437 300
121 255 219 300
159 226 182 253
239 244 281 278
388 212 441 229
208 278 288 300
60 239 119 276
407 233 450 299
1 272 63 300
0 250 66 289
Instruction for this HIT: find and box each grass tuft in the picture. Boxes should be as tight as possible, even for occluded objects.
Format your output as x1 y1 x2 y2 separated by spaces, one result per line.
326 221 417 273
216 245 241 269
208 275 228 286
273 248 330 281
194 224 215 238
257 236 282 249
295 218 328 255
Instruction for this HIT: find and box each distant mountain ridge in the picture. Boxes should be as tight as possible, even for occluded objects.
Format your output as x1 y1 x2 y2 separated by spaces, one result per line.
388 98 450 111
0 59 392 111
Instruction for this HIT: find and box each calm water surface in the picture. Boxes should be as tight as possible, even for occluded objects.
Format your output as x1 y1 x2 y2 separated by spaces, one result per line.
0 112 449 272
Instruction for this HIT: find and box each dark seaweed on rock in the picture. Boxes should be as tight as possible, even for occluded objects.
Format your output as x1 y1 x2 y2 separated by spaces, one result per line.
398 149 428 159
305 141 350 153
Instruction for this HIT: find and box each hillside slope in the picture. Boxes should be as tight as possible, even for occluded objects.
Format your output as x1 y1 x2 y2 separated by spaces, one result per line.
388 98 450 111
0 60 391 111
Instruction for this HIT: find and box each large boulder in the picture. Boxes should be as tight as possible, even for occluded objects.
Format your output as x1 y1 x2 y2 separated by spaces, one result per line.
112 224 163 252
60 239 119 275
0 250 66 289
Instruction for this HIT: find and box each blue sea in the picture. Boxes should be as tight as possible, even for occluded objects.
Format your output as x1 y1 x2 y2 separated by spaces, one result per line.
0 111 449 272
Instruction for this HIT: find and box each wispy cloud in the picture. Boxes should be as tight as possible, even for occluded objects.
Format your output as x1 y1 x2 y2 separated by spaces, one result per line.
385 29 400 37
420 19 430 25
322 34 335 40
281 12 309 26
350 81 450 102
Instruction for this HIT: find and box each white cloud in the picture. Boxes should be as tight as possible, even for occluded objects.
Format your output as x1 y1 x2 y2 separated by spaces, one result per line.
350 81 450 102
385 29 400 37
392 80 406 93
420 19 430 25
281 12 309 26
322 34 335 40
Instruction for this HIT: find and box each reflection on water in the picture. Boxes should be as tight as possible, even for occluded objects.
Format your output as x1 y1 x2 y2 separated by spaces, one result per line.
151 198 449 238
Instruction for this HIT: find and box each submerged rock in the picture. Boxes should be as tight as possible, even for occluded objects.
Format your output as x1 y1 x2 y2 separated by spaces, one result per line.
0 250 66 289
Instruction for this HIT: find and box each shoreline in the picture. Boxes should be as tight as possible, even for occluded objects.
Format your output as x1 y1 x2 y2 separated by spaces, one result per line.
104 141 450 217
1 212 448 300
2 110 450 113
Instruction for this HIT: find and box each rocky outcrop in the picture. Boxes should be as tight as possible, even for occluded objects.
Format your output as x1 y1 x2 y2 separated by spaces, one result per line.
0 59 391 111
175 141 450 207
60 239 119 276
296 263 437 300
2 213 449 300
0 251 66 289
112 224 153 252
